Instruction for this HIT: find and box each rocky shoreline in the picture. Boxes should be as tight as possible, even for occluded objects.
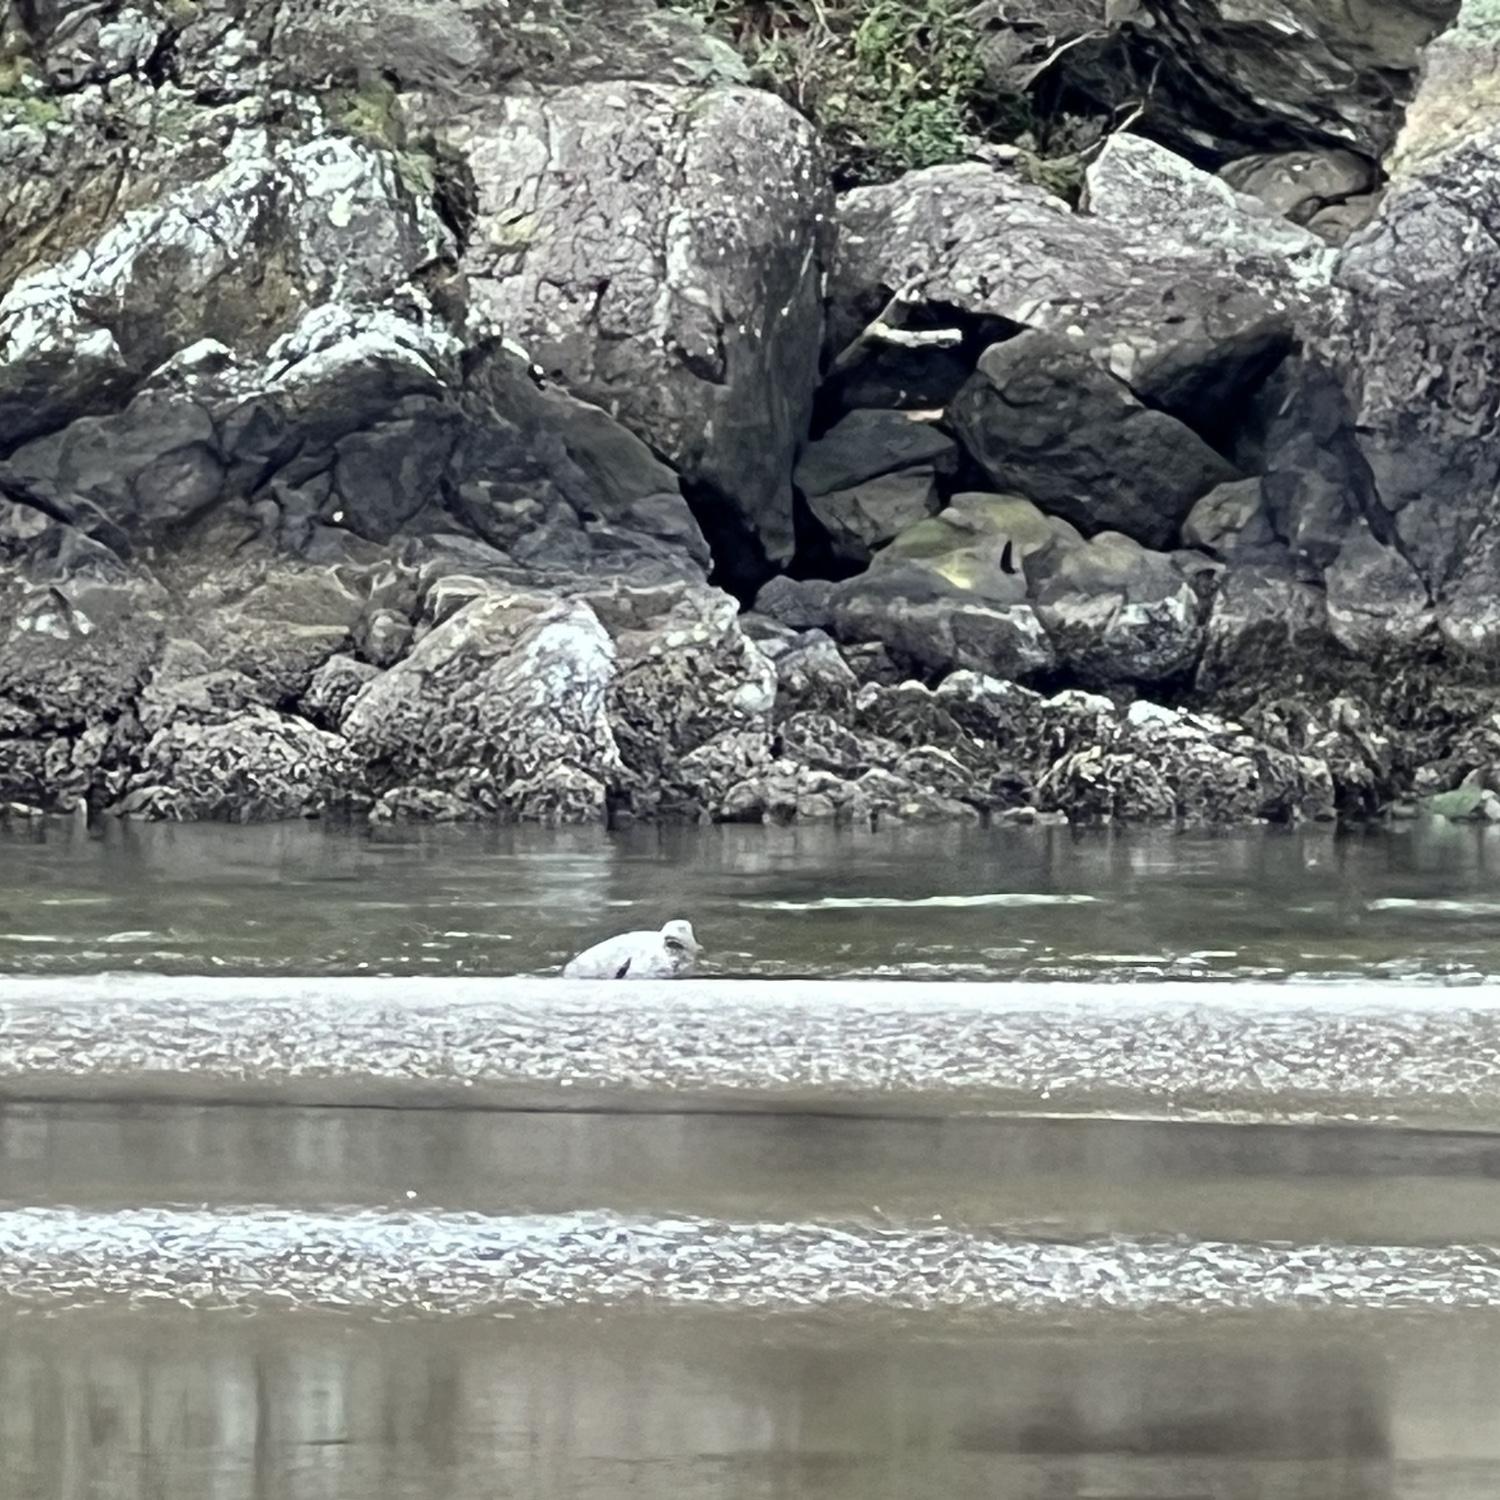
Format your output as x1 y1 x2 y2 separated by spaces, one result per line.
3 0 1500 828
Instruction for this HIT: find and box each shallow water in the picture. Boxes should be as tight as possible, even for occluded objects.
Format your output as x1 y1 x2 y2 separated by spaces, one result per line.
6 817 1500 981
8 1304 1500 1500
4 1102 1500 1497
5 1102 1500 1498
9 820 1500 1498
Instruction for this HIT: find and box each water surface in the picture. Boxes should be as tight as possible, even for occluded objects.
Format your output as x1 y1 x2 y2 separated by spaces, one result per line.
5 818 1500 982
9 819 1500 1498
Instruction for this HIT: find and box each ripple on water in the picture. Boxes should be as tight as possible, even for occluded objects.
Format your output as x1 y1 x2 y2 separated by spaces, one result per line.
744 894 1102 912
3 1207 1500 1322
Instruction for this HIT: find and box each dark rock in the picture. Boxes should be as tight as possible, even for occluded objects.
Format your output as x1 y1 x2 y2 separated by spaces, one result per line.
1182 479 1277 558
1092 0 1455 162
846 767 980 826
1026 531 1205 685
838 641 905 688
1306 193 1384 244
115 708 357 822
828 493 1061 680
1219 149 1377 224
1324 520 1434 654
302 655 381 731
806 468 941 566
773 633 859 720
794 410 956 498
778 711 899 776
1329 16 1500 652
1196 554 1331 692
1259 358 1376 572
753 576 835 633
831 163 1302 431
951 332 1239 549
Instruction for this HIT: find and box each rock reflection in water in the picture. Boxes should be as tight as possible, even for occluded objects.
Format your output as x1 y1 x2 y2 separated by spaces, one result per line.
9 816 1500 982
4 1309 1498 1500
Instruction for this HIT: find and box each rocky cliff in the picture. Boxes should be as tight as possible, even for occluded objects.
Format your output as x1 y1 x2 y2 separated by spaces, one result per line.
2 0 1498 828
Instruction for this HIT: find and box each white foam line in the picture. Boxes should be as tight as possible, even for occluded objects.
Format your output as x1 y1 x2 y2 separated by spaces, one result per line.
5 977 1500 1126
2 1207 1498 1320
745 894 1101 911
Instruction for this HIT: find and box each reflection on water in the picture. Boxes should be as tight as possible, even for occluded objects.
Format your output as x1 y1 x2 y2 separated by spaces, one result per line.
10 819 1500 1495
3 1307 1499 1500
2 1103 1500 1495
10 1103 1500 1246
6 818 1500 981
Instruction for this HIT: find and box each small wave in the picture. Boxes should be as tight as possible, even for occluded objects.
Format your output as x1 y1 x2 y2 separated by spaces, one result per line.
3 1207 1500 1321
1367 899 1500 916
744 893 1101 912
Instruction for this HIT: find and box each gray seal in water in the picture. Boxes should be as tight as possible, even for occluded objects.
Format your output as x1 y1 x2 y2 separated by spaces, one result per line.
562 919 701 979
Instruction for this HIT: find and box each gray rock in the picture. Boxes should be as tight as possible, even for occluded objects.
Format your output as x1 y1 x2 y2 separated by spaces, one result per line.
1196 554 1331 692
302 655 381 731
1306 193 1384 245
838 641 905 688
1259 358 1376 572
1218 149 1377 225
773 633 859 720
1102 0 1454 162
0 131 453 447
357 609 414 669
115 708 357 822
450 82 827 564
599 584 776 811
807 468 941 566
1084 135 1336 297
1182 479 1277 558
831 165 1297 428
1329 2 1500 653
1027 531 1205 685
342 592 621 824
951 331 1240 549
668 729 775 817
1324 520 1435 654
794 410 956 498
1036 699 1335 825
753 576 835 633
828 494 1085 681
846 767 980 827
778 711 899 777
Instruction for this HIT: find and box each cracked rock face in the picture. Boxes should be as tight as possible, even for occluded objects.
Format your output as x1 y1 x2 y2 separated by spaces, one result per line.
2 0 1500 829
449 81 828 566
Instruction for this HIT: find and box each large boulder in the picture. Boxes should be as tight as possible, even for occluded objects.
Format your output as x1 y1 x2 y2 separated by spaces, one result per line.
1329 0 1500 652
342 591 623 823
827 492 1204 686
1083 135 1336 297
950 330 1239 549
1026 530 1205 686
446 82 828 568
794 408 953 564
1218 149 1377 234
830 161 1303 430
828 494 1059 681
0 128 454 448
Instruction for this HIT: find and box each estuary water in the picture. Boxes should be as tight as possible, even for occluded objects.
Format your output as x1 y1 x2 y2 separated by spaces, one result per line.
5 816 1500 981
7 817 1500 1499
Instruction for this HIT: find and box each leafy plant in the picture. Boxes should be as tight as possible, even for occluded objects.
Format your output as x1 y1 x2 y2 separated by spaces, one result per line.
667 0 1029 184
